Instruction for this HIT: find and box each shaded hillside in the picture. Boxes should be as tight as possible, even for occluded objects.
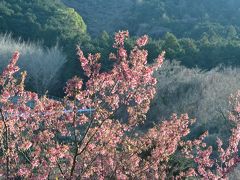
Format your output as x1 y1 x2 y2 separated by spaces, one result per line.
130 0 240 38
61 0 134 36
62 0 240 39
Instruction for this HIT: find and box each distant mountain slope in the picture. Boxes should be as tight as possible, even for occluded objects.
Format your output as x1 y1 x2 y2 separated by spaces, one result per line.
62 0 240 39
129 0 240 38
61 0 134 37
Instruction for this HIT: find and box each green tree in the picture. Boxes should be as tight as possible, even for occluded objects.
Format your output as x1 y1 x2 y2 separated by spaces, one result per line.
163 32 182 59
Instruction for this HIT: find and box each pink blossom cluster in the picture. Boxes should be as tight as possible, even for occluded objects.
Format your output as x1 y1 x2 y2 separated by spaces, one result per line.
136 35 149 47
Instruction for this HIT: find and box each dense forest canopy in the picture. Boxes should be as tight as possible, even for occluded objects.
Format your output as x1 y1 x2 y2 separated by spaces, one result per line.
0 0 87 48
58 0 240 70
129 0 240 37
62 0 240 38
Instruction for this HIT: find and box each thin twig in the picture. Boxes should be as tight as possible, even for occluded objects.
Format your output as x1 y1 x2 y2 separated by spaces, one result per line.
57 161 65 179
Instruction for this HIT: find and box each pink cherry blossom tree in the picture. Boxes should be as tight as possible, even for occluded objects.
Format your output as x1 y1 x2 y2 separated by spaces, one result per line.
1 31 240 179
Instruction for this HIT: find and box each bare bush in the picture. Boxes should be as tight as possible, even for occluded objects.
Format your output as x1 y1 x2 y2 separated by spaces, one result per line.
150 60 240 139
0 34 67 94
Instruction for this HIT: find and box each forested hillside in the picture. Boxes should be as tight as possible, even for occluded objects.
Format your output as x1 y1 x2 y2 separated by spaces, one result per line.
0 0 87 47
60 0 240 70
61 0 240 38
129 0 240 38
61 0 133 37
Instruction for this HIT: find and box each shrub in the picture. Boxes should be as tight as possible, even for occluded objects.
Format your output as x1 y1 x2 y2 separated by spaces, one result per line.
0 34 67 95
149 61 240 141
